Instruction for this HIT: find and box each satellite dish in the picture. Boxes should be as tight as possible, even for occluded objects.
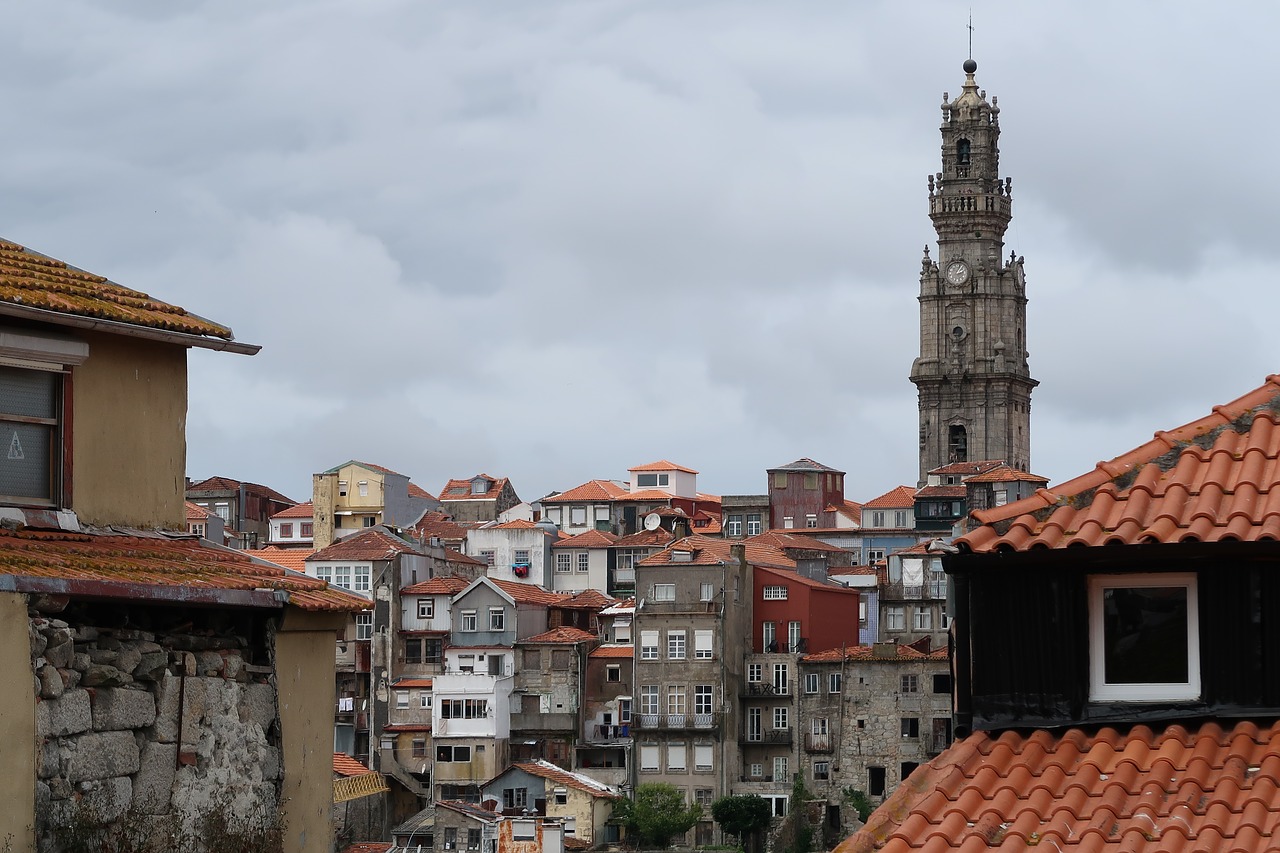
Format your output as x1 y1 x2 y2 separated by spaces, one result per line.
643 513 661 531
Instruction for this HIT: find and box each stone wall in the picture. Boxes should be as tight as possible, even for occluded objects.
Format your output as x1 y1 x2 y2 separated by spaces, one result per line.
30 598 283 852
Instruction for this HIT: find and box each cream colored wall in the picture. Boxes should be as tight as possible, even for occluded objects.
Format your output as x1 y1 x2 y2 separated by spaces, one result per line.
312 473 337 550
548 790 600 844
71 332 187 528
0 593 35 850
335 464 386 512
277 608 347 853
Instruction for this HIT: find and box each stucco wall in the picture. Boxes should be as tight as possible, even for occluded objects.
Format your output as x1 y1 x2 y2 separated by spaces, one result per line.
0 593 36 850
72 332 187 528
277 609 347 853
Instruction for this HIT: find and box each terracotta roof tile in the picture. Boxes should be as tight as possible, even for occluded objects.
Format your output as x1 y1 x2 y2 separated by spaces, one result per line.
767 458 844 473
614 529 675 548
561 588 617 610
333 753 372 777
408 512 470 542
489 578 572 606
308 529 423 562
444 548 485 567
629 460 698 474
0 239 249 343
506 759 620 798
0 528 367 612
864 485 918 509
589 644 634 659
439 474 510 502
828 565 877 576
402 576 472 595
962 465 1050 484
925 459 1008 477
552 530 619 549
407 482 437 500
613 489 677 503
186 478 295 505
747 531 847 553
915 485 966 499
802 643 948 663
521 626 598 644
959 375 1280 553
244 547 313 573
639 535 796 570
836 719 1280 853
489 519 540 530
391 678 433 689
542 480 630 503
756 564 857 593
185 501 214 521
271 501 314 520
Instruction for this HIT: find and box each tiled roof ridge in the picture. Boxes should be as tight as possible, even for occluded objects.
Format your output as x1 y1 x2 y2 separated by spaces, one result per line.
629 460 698 473
864 485 918 508
966 375 1280 542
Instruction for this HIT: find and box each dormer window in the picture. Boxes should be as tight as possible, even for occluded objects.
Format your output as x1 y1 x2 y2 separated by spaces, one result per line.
471 478 489 495
1088 573 1200 702
636 473 670 488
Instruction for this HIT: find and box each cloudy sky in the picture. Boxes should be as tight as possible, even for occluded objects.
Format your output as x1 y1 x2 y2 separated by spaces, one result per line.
3 2 1276 505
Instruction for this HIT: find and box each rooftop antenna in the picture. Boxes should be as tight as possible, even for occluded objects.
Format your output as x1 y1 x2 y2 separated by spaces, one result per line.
967 10 974 60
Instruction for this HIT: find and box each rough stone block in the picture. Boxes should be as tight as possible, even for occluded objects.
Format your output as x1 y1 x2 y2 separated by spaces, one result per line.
48 690 92 737
115 646 142 676
260 746 280 781
65 731 140 782
43 635 73 669
240 682 276 732
29 621 48 657
38 738 59 779
132 741 177 815
39 665 64 699
82 664 131 687
72 652 91 672
196 650 224 675
79 776 132 823
133 650 169 681
152 675 181 743
35 698 51 739
92 687 157 731
87 647 119 664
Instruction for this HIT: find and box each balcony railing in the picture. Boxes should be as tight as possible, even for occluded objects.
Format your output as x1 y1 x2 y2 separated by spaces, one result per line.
740 682 790 699
881 581 948 601
634 713 719 731
805 734 833 753
739 729 793 746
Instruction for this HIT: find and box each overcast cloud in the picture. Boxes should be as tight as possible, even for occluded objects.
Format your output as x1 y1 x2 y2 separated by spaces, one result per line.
2 1 1276 504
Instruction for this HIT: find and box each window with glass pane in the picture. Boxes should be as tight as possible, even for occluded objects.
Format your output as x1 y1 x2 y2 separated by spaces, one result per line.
0 366 59 504
1089 573 1199 701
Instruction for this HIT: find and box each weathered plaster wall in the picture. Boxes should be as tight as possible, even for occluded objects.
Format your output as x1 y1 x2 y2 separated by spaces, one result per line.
276 609 347 853
1 593 36 850
72 332 187 529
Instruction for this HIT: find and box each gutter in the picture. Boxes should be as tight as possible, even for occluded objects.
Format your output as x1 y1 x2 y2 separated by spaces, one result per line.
0 574 284 608
0 302 261 355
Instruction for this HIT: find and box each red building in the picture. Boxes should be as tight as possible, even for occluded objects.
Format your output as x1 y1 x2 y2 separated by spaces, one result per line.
766 458 847 531
752 564 859 655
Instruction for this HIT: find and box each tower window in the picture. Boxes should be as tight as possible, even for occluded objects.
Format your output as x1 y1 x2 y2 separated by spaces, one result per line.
956 139 971 165
949 426 968 463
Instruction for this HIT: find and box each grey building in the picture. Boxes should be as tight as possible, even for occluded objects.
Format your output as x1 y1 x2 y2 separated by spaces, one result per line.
910 59 1037 485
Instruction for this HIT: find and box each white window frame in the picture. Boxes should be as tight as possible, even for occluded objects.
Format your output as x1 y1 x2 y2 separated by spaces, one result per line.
804 673 819 694
640 744 660 771
652 583 675 602
746 514 763 536
556 552 572 573
700 582 715 602
885 606 905 631
355 612 372 640
1088 572 1200 702
417 598 433 619
667 630 686 660
694 629 713 660
913 609 933 631
694 744 713 772
577 552 590 573
763 586 788 600
489 607 506 632
829 672 842 694
748 663 762 683
667 742 687 771
640 630 659 660
461 610 478 632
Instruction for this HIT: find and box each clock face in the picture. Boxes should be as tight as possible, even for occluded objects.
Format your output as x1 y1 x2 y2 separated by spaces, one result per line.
946 261 969 285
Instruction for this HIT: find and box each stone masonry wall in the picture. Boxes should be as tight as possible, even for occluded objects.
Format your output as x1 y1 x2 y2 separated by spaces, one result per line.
29 598 283 852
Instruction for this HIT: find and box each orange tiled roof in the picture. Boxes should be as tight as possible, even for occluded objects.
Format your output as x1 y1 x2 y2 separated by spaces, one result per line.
960 375 1280 553
439 474 509 502
639 535 796 570
823 499 863 520
747 531 848 553
521 626 598 644
408 511 469 541
308 529 423 562
962 464 1049 485
915 485 966 499
864 485 918 509
490 519 540 530
0 528 367 612
402 576 471 595
756 564 856 593
613 529 675 548
589 645 634 659
271 501 314 520
407 482 437 500
0 238 249 343
392 677 433 689
889 540 943 556
322 460 403 477
185 501 214 521
613 489 677 503
186 477 295 505
925 459 1007 477
333 753 372 777
553 529 618 549
508 759 620 798
562 588 617 610
543 480 630 503
802 642 948 663
444 548 485 567
244 547 313 573
828 565 877 576
489 578 571 606
837 719 1280 853
629 460 698 474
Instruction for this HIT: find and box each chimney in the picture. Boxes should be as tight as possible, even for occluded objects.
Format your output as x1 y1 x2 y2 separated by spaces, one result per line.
872 642 897 659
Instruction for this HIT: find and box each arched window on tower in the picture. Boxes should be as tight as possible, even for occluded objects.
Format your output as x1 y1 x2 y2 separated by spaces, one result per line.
949 426 968 463
956 139 971 166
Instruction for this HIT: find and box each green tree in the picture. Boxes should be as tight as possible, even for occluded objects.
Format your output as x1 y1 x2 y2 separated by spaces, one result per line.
842 788 873 823
710 795 772 853
790 775 812 853
614 783 704 848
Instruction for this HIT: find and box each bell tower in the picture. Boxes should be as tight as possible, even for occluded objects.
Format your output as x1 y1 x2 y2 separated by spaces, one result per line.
910 59 1036 486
